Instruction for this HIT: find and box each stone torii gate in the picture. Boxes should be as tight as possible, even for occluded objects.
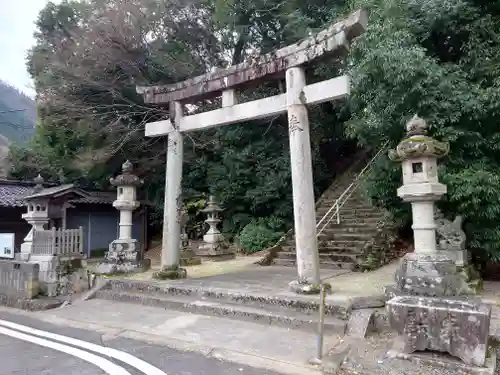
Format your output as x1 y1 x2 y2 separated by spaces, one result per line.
137 9 368 293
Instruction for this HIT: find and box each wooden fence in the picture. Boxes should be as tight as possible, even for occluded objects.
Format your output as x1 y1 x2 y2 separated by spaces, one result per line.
32 227 84 257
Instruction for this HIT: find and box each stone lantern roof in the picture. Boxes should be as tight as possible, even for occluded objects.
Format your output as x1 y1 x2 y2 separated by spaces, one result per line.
33 174 45 193
110 160 143 187
388 115 450 162
201 195 223 214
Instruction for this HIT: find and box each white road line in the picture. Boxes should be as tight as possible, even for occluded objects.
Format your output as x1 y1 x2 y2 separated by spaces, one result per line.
0 319 168 375
0 325 131 375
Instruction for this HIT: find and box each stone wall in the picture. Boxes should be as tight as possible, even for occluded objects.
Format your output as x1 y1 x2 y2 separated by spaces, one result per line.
356 216 408 271
0 260 39 298
30 254 90 297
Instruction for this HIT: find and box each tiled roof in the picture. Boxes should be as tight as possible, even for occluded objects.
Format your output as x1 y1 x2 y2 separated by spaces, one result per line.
0 182 34 207
70 191 116 204
0 179 151 207
24 184 88 200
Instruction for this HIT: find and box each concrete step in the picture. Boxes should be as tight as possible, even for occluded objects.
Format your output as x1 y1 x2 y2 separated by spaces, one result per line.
316 206 379 214
318 239 368 248
319 233 375 241
318 246 363 254
273 257 355 271
281 245 365 254
316 224 380 232
315 212 381 221
337 214 385 220
99 279 353 318
331 217 383 225
277 251 362 263
318 227 379 235
95 289 347 335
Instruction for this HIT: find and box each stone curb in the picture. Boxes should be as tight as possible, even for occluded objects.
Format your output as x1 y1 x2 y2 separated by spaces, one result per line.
95 289 347 334
0 294 63 311
105 279 353 319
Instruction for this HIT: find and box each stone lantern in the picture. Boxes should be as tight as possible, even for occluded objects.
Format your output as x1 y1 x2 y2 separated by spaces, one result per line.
197 196 234 260
388 115 462 297
20 175 49 261
385 116 493 374
96 161 150 274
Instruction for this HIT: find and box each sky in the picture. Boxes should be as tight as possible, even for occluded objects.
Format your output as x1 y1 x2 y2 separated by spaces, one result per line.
0 0 56 97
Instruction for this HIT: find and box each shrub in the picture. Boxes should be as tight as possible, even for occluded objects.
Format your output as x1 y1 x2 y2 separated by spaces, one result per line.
237 217 285 253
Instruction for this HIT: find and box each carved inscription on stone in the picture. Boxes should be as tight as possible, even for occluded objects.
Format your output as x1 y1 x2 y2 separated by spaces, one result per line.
288 114 303 134
167 138 177 151
387 296 490 367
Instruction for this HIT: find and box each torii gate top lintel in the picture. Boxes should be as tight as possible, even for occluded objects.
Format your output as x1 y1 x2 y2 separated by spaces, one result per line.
136 9 367 105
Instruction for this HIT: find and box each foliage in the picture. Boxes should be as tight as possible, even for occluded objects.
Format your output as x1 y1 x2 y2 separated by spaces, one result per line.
237 217 286 253
345 0 500 262
16 0 500 263
11 0 352 239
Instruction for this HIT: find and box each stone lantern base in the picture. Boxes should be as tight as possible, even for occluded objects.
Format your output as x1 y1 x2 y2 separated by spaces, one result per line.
95 239 150 275
197 242 235 261
385 252 467 298
179 247 202 266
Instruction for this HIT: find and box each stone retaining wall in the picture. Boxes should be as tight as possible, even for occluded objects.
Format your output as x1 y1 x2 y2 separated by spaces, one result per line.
0 260 39 298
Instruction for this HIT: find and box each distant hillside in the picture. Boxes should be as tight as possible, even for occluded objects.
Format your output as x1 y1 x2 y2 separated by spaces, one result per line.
0 81 36 144
0 134 9 177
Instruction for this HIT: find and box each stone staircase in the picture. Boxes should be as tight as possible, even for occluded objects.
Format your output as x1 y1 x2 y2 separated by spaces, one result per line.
273 151 387 270
95 278 351 335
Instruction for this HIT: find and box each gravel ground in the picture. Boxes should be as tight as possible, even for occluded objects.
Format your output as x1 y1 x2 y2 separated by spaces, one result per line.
330 332 498 375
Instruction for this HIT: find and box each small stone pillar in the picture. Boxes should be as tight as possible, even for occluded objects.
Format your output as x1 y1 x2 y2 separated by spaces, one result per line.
179 207 201 266
96 161 150 274
197 196 234 260
20 175 49 261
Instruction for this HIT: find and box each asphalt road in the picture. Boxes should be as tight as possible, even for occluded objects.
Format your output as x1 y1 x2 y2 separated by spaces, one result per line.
0 311 279 375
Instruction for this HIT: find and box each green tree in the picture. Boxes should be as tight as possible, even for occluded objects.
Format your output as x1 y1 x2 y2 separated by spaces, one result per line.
13 0 353 242
345 0 500 263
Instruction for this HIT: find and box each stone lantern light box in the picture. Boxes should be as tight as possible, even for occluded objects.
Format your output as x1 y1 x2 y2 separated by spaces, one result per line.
392 115 449 203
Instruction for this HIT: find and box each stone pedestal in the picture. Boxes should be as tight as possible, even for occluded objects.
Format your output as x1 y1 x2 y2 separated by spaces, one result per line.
387 296 491 367
394 252 464 297
95 239 150 275
197 196 234 260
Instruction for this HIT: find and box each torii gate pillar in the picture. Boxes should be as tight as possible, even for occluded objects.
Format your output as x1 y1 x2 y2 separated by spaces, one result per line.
286 67 321 291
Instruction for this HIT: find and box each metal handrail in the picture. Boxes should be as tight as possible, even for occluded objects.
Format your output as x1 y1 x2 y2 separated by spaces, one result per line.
316 141 389 237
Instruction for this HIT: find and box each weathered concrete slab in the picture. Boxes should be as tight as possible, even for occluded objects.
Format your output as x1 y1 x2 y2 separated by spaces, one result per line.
346 309 375 338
